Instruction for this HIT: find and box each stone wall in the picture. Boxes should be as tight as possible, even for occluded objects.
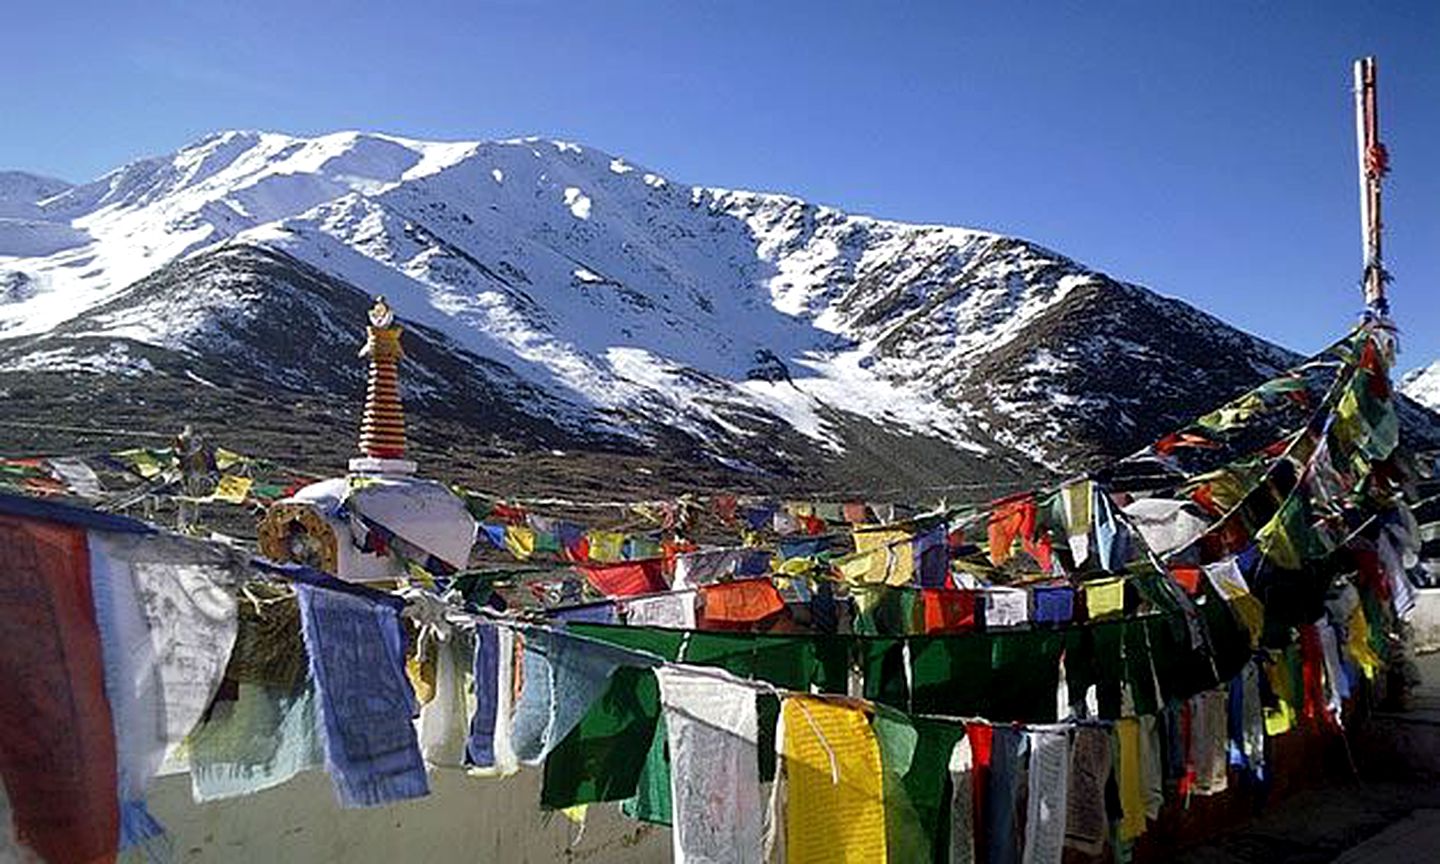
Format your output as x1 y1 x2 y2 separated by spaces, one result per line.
148 767 670 863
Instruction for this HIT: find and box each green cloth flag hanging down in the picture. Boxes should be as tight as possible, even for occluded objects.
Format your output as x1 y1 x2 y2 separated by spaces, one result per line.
540 667 660 809
872 706 967 864
570 616 1240 725
620 712 671 825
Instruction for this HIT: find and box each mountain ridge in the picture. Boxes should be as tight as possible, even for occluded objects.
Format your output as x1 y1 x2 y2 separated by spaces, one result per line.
2 130 1432 496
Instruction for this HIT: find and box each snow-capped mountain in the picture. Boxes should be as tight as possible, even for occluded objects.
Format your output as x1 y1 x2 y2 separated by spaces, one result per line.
3 130 1419 494
1404 362 1440 413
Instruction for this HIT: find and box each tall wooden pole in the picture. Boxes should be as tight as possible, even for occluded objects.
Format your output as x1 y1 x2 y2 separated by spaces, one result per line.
1354 56 1390 316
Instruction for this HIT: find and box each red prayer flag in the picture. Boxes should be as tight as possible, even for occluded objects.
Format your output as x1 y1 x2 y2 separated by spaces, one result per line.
577 558 668 597
490 502 527 525
0 515 119 864
987 495 1031 566
1169 564 1203 595
921 588 977 633
714 495 738 523
967 722 994 854
1300 625 1329 726
842 501 868 524
661 539 698 576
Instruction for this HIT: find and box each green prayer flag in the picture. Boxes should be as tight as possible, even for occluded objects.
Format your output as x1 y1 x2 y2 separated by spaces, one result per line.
540 667 659 809
620 713 671 825
872 706 966 864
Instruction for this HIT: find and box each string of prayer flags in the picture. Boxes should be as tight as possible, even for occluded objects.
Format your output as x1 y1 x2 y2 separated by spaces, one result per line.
673 547 771 589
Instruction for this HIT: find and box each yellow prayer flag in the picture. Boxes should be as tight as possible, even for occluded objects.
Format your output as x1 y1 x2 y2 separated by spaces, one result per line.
504 525 537 560
853 528 913 586
834 547 886 585
1264 702 1295 737
1231 595 1266 650
116 448 166 479
214 447 246 471
782 697 888 864
1256 509 1301 571
1116 718 1147 841
587 531 626 562
1083 577 1125 618
1345 606 1382 681
406 653 436 706
1262 660 1296 736
210 475 253 504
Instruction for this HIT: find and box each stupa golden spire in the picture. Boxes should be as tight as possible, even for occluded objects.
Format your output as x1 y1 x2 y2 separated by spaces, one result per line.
358 296 407 460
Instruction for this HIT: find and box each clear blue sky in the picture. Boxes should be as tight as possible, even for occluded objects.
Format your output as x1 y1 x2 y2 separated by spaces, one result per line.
5 1 1437 369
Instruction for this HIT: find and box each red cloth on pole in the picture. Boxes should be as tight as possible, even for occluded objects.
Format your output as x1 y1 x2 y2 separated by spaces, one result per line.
0 515 119 864
577 559 668 597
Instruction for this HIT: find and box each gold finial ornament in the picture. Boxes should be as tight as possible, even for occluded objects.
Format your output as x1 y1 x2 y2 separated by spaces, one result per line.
359 296 407 460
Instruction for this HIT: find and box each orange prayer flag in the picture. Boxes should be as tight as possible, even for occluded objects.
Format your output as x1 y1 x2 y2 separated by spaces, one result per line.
700 579 785 623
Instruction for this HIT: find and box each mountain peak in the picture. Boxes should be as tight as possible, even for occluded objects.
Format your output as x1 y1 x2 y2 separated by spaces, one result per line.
1403 361 1440 412
0 170 74 219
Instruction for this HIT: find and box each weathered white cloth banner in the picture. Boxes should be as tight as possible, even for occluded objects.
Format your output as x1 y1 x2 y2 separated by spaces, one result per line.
187 682 322 802
1063 727 1110 855
984 587 1029 628
1022 728 1070 864
88 531 239 843
1138 716 1164 819
419 628 474 768
947 737 975 864
1122 498 1211 557
656 667 764 864
673 548 753 590
625 593 697 629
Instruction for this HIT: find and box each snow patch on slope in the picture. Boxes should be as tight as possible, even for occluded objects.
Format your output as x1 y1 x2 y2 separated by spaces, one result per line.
1403 361 1440 412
